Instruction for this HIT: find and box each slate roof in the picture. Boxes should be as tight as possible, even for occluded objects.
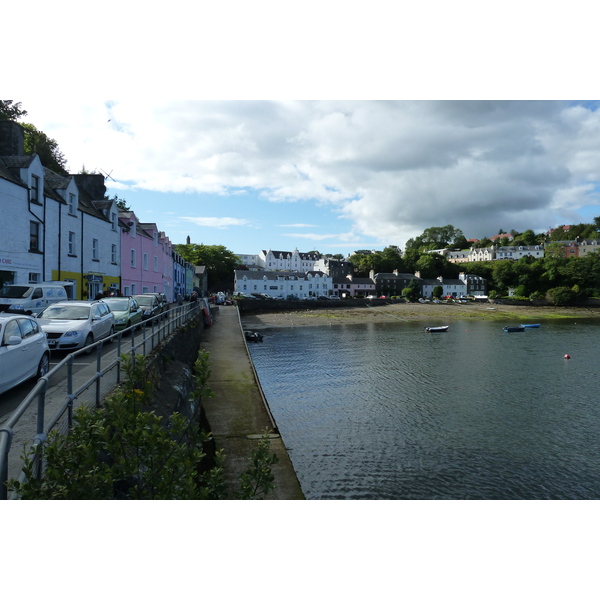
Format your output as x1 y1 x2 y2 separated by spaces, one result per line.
0 156 27 187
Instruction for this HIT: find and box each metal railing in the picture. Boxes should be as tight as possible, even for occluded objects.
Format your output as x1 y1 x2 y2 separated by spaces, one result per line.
0 299 207 499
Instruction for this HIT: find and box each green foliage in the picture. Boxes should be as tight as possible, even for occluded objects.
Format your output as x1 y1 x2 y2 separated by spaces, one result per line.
0 100 27 121
546 286 576 306
236 429 279 500
402 278 421 301
22 122 68 175
174 243 240 291
9 350 281 500
433 285 443 298
406 224 464 251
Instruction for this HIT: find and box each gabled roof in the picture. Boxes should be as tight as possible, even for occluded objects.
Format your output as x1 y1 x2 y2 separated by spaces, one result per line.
0 156 27 187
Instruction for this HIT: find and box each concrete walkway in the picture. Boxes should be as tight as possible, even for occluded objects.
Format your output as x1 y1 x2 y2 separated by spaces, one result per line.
199 305 304 499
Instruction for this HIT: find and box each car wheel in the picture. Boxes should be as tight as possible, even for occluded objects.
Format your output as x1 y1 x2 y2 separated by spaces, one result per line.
37 352 50 378
83 333 94 354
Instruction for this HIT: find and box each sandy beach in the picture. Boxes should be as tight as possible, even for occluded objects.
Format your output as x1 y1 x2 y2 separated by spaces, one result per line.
239 301 600 329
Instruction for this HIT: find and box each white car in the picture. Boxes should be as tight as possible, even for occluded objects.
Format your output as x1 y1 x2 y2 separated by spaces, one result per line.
36 301 115 354
0 313 50 395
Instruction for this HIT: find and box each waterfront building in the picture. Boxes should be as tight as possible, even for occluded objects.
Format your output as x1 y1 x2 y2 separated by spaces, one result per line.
234 270 332 299
331 275 375 298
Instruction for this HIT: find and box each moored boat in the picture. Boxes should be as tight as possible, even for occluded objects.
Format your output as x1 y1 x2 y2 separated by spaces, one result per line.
425 325 449 333
244 330 263 342
520 324 540 328
503 326 525 332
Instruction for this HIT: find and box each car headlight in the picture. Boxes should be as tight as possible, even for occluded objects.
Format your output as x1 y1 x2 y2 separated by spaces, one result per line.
9 304 25 311
115 317 125 324
63 331 82 338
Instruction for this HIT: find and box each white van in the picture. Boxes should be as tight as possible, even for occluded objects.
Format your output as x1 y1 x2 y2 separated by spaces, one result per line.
0 283 71 316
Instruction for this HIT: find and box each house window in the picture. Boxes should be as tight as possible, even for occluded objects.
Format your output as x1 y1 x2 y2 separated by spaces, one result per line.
143 253 148 270
131 249 136 267
154 256 158 272
29 272 40 284
30 221 40 251
68 231 76 255
111 244 117 264
142 286 149 294
31 175 40 203
154 232 158 247
68 193 77 216
111 212 118 231
92 238 99 260
131 284 137 295
124 286 130 296
153 286 158 293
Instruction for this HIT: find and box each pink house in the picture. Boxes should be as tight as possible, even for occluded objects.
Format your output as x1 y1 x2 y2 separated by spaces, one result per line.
119 211 174 300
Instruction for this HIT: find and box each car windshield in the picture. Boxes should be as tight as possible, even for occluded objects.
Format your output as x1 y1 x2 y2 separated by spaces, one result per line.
103 299 129 311
0 286 32 299
136 297 154 307
38 305 90 320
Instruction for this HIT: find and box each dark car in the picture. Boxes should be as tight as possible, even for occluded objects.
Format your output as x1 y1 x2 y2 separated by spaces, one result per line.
142 292 168 315
132 294 162 322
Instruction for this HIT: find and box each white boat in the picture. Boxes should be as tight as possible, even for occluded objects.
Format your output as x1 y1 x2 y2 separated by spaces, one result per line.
425 326 449 333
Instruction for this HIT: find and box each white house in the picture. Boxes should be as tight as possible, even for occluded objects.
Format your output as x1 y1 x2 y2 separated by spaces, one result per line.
258 249 320 272
234 270 332 299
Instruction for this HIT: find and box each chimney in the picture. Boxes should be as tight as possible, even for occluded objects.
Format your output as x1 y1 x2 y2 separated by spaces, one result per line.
0 120 25 156
73 174 107 201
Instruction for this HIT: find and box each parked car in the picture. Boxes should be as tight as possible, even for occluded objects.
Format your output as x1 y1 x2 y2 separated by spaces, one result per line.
0 313 50 395
101 296 143 331
36 301 115 354
132 294 162 322
138 293 168 315
0 282 71 316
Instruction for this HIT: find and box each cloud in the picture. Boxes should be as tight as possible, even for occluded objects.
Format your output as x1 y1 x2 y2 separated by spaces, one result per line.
179 216 251 229
278 223 318 228
24 100 600 246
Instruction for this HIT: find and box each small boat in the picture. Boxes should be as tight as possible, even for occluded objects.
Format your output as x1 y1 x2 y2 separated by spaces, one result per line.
425 326 449 333
244 330 263 342
503 326 525 332
520 324 540 328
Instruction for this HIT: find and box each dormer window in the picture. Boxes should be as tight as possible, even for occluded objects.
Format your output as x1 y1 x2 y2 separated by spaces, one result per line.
68 193 77 216
30 175 40 203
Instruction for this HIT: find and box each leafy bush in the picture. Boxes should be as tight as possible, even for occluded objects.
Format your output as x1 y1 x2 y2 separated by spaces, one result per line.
546 286 577 306
9 352 279 500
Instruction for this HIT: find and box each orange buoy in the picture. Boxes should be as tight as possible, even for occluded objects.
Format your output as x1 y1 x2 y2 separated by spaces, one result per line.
564 354 571 359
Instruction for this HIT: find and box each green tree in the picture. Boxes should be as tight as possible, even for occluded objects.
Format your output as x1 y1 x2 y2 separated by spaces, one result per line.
175 243 241 291
0 100 27 121
22 123 68 175
433 285 443 298
402 278 421 301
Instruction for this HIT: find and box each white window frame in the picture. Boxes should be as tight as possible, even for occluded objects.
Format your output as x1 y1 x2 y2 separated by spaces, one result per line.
30 175 40 203
30 221 40 251
111 244 117 264
68 193 77 216
154 256 158 272
143 253 148 270
92 238 99 260
68 231 76 255
131 249 136 268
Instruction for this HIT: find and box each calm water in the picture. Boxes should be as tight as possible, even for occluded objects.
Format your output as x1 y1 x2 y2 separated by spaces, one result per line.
247 319 600 499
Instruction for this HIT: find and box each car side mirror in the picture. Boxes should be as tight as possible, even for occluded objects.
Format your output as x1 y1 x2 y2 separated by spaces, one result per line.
7 335 22 346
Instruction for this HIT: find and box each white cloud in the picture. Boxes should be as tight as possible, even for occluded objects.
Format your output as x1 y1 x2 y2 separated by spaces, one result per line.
179 217 251 229
278 223 318 228
22 100 600 247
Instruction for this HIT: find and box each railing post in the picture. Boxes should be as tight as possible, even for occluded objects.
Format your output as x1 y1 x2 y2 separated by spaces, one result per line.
0 427 13 500
66 354 75 430
96 341 103 408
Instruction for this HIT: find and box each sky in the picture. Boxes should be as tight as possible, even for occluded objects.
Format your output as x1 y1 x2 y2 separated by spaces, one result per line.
17 99 600 257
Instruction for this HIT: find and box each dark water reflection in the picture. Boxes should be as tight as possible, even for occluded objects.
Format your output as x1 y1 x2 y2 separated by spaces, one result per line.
247 319 600 499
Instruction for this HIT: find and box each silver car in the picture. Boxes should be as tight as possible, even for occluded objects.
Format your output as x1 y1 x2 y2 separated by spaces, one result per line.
36 301 115 354
0 313 50 395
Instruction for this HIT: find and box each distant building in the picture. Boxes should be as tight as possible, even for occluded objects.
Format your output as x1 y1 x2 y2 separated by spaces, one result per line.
234 270 332 299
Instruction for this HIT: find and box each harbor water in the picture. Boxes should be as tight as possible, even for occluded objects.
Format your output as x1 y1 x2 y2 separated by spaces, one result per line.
247 319 600 499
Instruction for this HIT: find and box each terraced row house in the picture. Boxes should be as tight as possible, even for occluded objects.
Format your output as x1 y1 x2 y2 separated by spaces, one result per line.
0 120 194 301
234 270 332 299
